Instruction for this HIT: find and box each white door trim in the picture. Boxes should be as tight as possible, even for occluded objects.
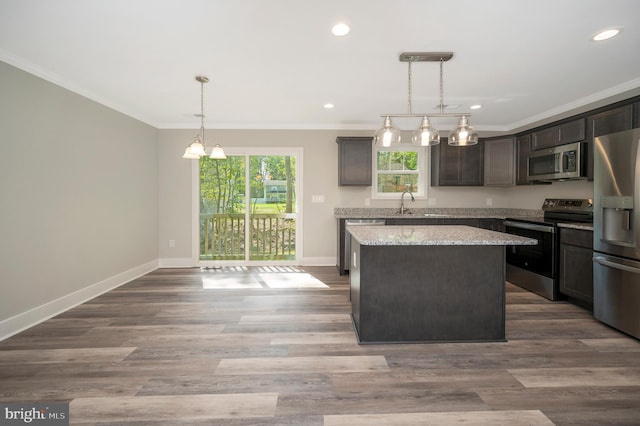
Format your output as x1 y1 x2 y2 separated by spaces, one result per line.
192 147 303 266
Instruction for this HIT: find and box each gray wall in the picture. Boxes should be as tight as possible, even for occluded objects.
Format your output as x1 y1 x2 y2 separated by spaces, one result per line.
157 128 593 266
0 62 159 332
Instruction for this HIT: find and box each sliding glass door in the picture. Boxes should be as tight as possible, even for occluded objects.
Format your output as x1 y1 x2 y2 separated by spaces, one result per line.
197 148 301 265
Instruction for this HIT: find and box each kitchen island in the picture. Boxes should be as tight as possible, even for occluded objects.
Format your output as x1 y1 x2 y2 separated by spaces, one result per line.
347 225 536 344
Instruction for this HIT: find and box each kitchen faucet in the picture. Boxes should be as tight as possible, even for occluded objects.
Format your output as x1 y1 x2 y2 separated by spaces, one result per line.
399 188 415 215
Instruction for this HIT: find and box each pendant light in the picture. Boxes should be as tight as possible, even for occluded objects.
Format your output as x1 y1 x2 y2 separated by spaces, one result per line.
412 116 440 146
210 144 226 159
409 58 439 146
374 116 401 146
448 115 478 146
376 52 477 147
182 75 227 159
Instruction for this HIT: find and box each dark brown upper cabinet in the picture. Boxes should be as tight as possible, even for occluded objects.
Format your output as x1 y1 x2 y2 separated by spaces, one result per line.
431 138 484 186
336 137 373 186
484 136 515 186
586 104 634 179
515 134 532 185
531 118 586 150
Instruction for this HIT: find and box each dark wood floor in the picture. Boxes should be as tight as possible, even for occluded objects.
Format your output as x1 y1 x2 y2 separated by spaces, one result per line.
1 266 639 425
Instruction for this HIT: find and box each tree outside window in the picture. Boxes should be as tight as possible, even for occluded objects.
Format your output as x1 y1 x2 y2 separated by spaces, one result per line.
374 146 425 198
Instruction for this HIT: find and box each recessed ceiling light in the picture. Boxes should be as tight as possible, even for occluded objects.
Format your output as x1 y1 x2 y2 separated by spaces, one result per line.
592 28 622 41
324 103 335 109
331 23 350 36
470 104 482 110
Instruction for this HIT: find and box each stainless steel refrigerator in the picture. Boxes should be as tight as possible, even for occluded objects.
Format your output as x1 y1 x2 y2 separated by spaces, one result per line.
593 127 640 339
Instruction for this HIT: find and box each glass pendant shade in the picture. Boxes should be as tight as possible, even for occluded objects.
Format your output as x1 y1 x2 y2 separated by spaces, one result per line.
182 147 201 159
374 116 401 147
412 116 440 146
183 135 207 158
448 116 478 146
210 144 227 159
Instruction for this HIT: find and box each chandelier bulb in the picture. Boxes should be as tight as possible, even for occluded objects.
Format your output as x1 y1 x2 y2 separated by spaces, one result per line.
374 116 401 147
448 116 478 146
210 144 227 159
412 116 440 146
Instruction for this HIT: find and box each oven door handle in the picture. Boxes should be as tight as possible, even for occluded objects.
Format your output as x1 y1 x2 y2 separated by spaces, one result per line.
504 220 555 234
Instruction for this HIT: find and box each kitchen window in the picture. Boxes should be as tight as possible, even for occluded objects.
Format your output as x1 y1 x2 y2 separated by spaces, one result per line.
372 145 426 199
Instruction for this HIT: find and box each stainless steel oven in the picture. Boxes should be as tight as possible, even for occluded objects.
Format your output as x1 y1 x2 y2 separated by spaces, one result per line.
505 199 593 301
504 219 557 299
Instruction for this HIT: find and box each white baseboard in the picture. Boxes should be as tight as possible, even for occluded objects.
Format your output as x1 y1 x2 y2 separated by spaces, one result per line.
0 259 159 341
301 257 335 266
158 257 197 268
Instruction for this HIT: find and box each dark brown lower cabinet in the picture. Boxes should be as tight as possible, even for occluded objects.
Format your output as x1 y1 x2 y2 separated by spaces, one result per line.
559 227 594 310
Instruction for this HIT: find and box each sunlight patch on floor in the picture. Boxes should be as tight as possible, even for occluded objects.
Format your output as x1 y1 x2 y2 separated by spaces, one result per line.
259 273 329 288
200 269 329 289
202 276 262 289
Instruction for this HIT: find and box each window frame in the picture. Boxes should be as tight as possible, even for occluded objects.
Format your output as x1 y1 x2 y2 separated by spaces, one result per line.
371 145 427 199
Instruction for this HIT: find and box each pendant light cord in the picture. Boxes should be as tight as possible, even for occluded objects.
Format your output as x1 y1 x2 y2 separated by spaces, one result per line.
407 60 413 115
439 58 444 115
200 79 205 141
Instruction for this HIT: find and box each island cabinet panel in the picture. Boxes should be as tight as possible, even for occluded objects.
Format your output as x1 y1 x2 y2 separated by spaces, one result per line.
350 239 505 343
336 137 373 186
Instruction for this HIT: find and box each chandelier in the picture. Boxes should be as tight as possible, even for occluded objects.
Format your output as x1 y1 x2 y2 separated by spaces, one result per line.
374 52 478 147
182 75 227 159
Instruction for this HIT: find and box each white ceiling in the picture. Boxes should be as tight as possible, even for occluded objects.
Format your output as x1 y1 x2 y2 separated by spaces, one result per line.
1 0 639 134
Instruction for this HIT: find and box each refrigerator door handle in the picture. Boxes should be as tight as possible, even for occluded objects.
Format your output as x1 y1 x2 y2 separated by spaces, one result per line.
593 255 640 274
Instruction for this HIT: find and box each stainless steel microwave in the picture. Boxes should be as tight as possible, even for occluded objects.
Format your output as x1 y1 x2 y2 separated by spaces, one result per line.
528 142 586 181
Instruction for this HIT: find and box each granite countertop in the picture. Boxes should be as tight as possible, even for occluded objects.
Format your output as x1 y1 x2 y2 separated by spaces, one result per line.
335 207 544 220
558 222 594 231
347 225 538 246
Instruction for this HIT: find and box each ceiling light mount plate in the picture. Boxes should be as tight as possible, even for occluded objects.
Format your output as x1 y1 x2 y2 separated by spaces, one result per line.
399 52 453 62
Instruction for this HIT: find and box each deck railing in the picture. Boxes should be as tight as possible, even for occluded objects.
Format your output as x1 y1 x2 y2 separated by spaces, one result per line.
200 213 296 260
